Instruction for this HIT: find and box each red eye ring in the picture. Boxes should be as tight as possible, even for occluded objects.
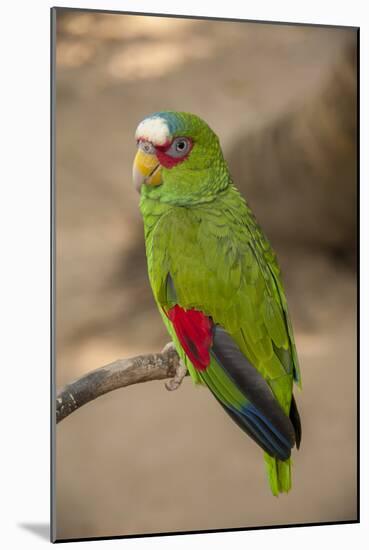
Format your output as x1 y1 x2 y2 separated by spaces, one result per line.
155 137 193 168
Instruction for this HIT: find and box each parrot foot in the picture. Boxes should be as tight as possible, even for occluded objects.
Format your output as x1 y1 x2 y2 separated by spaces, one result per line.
165 361 187 391
162 342 187 391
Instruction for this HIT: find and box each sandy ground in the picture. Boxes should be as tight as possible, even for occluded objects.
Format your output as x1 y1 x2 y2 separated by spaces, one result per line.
54 12 357 540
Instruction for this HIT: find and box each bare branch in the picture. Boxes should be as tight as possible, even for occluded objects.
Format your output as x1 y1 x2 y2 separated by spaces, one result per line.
56 343 187 424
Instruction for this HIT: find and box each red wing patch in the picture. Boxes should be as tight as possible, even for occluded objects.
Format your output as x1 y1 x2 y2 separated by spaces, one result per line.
166 305 213 370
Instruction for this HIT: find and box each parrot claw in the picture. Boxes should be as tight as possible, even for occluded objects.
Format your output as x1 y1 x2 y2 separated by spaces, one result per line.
165 361 187 391
161 342 177 355
162 342 187 391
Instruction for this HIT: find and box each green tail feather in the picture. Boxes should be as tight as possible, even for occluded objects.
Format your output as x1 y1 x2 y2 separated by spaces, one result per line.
264 453 292 496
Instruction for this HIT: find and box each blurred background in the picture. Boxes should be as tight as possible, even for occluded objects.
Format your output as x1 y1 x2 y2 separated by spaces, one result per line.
54 9 357 540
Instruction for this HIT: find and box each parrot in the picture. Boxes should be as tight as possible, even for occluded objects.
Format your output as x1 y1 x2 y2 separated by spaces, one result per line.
132 111 302 496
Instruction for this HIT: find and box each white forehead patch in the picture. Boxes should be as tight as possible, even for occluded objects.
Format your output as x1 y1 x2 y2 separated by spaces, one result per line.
135 116 170 146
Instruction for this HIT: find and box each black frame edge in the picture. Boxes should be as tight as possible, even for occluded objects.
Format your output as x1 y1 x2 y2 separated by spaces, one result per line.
51 5 359 31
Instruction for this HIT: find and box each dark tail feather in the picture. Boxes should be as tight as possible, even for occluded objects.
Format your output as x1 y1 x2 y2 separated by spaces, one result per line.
289 395 302 449
214 395 292 460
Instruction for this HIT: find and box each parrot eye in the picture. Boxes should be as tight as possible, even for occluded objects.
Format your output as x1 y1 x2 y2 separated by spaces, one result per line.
166 137 192 158
138 140 156 155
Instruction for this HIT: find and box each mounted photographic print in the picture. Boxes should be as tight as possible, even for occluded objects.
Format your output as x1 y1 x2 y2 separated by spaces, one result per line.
51 7 359 543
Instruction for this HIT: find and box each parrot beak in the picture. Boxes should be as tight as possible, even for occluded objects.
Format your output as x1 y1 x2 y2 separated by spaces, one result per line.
132 149 162 192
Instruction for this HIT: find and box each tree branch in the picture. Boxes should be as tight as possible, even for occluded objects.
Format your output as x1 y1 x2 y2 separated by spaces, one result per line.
56 343 186 424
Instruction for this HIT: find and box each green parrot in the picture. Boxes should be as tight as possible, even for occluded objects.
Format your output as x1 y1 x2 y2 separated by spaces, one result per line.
132 111 302 496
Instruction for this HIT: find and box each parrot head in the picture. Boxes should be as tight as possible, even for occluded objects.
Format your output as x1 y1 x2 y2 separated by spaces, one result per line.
133 111 230 205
